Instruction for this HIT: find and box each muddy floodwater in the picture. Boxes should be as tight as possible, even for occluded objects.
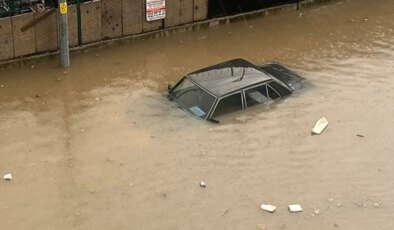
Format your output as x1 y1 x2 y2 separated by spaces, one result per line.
1 0 394 229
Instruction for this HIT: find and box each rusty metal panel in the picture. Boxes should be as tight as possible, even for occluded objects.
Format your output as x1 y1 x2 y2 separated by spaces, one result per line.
193 0 208 21
122 0 143 35
81 1 102 44
142 0 162 32
67 5 79 47
0 17 14 61
12 13 36 57
181 0 194 24
34 10 58 52
101 0 123 39
165 0 181 27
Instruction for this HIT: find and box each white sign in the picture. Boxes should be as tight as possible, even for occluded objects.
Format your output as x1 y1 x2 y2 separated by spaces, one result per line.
146 0 166 21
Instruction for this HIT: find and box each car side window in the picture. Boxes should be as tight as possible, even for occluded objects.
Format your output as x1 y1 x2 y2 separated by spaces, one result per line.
267 85 281 100
213 92 243 118
245 85 268 108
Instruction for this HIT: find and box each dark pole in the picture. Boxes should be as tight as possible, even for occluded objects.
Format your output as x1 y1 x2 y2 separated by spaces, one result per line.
59 0 70 67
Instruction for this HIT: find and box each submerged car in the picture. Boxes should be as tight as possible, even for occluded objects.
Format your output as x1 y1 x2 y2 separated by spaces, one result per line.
168 59 304 121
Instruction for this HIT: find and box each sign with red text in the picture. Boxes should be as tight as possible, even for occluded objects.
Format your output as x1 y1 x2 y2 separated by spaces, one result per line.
146 0 166 21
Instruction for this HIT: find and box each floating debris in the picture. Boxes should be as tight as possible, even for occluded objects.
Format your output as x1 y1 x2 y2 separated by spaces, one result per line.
356 134 365 138
311 117 329 135
260 204 277 213
288 204 303 213
199 181 206 188
3 173 12 181
196 35 208 41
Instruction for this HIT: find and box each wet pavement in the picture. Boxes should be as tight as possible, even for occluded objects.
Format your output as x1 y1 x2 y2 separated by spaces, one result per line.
1 0 394 229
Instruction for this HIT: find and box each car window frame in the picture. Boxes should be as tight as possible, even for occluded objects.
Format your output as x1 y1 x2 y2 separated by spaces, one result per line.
171 76 219 120
208 90 244 119
267 84 282 100
241 81 282 110
242 83 269 109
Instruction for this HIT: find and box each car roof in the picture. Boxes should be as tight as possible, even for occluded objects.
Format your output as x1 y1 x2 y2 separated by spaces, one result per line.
186 59 273 97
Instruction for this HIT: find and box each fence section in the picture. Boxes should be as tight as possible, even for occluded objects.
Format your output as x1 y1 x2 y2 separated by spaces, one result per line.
12 13 36 57
0 0 321 63
181 0 194 24
35 10 58 52
81 1 102 44
193 0 208 21
101 0 123 39
0 17 13 61
122 0 143 35
67 5 79 47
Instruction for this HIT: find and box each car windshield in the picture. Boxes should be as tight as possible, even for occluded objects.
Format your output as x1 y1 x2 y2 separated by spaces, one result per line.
170 78 216 119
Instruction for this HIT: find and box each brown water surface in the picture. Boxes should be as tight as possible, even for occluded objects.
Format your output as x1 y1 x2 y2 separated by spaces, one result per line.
1 0 394 229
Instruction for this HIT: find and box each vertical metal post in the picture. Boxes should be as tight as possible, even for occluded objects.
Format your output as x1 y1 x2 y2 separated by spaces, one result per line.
59 0 70 67
76 0 82 46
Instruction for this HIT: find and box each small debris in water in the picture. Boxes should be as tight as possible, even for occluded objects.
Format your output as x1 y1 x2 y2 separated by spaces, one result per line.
364 17 369 21
95 97 102 101
63 71 68 75
260 204 277 213
374 202 380 208
199 181 206 188
288 204 303 213
311 117 329 135
356 134 365 138
3 173 12 181
354 201 365 207
314 208 320 215
0 85 4 88
249 25 254 29
81 128 85 132
196 35 208 41
31 65 35 69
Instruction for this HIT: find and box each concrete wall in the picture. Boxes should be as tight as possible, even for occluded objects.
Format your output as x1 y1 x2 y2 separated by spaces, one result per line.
0 0 329 63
